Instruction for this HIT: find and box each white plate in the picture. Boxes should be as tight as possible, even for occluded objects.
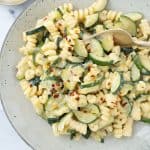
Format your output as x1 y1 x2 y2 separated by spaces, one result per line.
0 0 150 150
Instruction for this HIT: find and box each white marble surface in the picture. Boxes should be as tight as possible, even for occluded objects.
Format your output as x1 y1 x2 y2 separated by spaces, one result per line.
0 1 33 150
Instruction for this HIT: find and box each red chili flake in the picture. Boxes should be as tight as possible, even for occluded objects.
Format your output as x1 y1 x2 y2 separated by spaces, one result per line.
53 94 59 99
75 97 80 101
52 84 55 87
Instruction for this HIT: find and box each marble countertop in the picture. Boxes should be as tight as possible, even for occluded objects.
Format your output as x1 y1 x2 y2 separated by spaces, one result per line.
0 1 33 150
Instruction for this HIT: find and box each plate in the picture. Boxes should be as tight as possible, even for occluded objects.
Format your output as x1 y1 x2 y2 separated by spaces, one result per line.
0 0 150 150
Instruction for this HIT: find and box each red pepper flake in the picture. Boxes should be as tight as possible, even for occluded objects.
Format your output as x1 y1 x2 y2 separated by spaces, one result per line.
75 97 80 101
53 94 59 99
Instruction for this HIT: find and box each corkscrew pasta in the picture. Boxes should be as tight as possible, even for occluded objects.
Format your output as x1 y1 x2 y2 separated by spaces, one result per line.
16 0 150 142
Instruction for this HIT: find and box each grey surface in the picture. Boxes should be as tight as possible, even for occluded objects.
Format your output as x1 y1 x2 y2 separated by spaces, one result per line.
0 0 150 150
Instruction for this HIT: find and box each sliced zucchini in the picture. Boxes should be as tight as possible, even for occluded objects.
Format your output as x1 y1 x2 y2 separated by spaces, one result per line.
90 39 104 56
122 97 132 115
120 84 133 96
131 63 141 82
124 12 143 22
89 53 113 66
73 104 100 124
74 40 88 57
84 13 99 28
61 66 84 90
43 76 61 81
133 55 143 70
141 118 150 124
26 26 46 35
114 16 137 36
100 34 114 52
139 55 150 72
92 0 108 12
52 57 67 69
67 56 84 64
141 68 150 75
80 77 104 89
111 72 122 93
78 85 100 94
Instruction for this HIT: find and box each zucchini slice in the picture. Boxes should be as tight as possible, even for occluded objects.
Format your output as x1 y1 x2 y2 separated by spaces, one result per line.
90 39 104 56
67 56 84 64
89 53 113 66
133 55 143 70
73 104 100 124
122 97 132 115
111 72 122 93
141 118 150 124
74 40 88 57
114 16 137 36
131 63 141 82
80 77 104 89
92 0 108 12
139 55 150 72
100 34 114 52
26 26 46 35
84 13 99 28
124 12 143 22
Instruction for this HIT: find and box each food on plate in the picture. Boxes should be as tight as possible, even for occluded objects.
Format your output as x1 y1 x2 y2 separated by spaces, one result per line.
16 0 150 141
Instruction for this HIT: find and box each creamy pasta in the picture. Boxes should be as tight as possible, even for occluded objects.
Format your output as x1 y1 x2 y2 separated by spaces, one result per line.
16 0 150 142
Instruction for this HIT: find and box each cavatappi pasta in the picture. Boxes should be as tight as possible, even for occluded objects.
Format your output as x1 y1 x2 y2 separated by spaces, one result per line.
16 0 150 142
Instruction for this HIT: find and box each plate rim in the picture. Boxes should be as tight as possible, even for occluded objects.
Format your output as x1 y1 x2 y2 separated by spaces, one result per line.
0 1 36 149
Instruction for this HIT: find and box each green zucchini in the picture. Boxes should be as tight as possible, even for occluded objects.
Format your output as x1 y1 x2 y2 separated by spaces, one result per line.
89 53 113 66
100 34 114 52
92 0 108 12
122 97 132 115
84 13 99 28
80 77 104 89
131 63 141 82
141 68 150 75
67 56 84 64
133 55 143 70
90 39 104 56
111 72 122 93
73 104 100 124
114 16 137 36
26 26 46 35
43 76 61 81
139 55 150 72
74 40 88 57
141 118 150 124
124 12 143 22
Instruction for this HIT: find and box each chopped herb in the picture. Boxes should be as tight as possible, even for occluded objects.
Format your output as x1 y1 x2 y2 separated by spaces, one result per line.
121 47 134 55
29 76 41 86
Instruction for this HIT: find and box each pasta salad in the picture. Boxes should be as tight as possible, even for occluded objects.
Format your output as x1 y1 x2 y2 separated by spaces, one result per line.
16 0 150 141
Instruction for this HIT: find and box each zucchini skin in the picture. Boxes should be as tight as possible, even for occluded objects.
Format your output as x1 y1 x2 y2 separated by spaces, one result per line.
141 118 150 124
26 26 46 35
